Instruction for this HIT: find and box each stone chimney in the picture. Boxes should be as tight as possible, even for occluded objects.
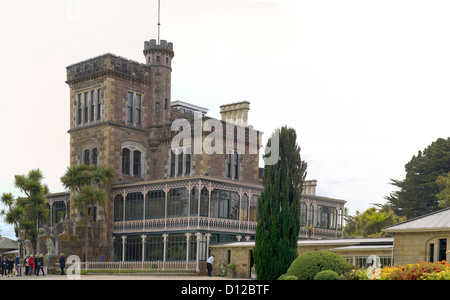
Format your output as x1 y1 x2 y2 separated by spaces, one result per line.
303 180 317 195
220 101 250 126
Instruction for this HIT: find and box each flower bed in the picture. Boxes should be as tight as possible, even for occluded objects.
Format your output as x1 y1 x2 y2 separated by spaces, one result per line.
346 261 450 280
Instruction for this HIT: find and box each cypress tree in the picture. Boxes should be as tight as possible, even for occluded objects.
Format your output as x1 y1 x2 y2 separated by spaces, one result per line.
254 126 307 280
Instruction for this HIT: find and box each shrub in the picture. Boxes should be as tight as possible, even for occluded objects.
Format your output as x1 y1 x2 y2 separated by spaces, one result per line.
286 251 349 280
278 274 298 280
314 270 340 280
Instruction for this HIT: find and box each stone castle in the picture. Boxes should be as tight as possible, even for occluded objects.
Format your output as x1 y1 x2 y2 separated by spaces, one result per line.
40 38 346 269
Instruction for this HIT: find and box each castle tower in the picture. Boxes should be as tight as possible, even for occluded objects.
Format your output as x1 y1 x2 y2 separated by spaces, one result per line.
144 39 174 126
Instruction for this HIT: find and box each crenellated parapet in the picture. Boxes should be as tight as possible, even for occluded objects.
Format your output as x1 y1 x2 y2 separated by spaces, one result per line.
66 53 151 86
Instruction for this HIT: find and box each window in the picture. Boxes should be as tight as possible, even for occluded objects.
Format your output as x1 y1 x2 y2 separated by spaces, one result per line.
135 94 141 125
84 92 88 123
77 94 82 125
90 90 95 121
167 188 188 217
169 147 191 178
155 102 160 115
234 151 239 179
76 88 102 125
125 236 142 262
300 202 307 226
439 239 447 262
122 142 146 178
127 92 133 123
226 152 231 178
178 150 183 176
185 151 191 176
122 148 130 175
92 148 98 165
145 190 165 219
226 150 240 179
229 192 239 220
315 205 337 229
200 188 209 217
156 56 160 63
170 150 176 177
125 192 144 221
190 187 199 217
164 99 168 110
210 190 239 219
52 201 66 226
145 235 164 261
97 89 101 120
249 195 258 222
114 194 124 221
83 149 90 165
133 150 141 177
240 194 248 221
429 244 435 263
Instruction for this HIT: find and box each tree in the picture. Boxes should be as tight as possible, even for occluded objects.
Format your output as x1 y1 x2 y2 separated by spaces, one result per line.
436 171 450 209
254 126 307 280
343 204 406 237
386 137 450 219
12 169 49 251
61 164 113 261
0 193 24 239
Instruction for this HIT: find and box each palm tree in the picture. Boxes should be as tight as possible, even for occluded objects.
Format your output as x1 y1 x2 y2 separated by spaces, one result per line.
61 164 113 261
366 210 391 235
14 169 49 252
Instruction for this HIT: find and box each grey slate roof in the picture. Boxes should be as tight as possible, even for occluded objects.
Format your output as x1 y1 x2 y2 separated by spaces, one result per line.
0 237 18 250
383 207 450 232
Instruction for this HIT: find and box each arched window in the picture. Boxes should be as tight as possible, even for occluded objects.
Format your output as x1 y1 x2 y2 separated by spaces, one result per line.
84 149 90 165
133 150 141 177
92 148 98 165
125 192 144 221
200 187 209 217
300 202 307 226
167 188 188 217
190 187 199 216
122 148 130 175
114 194 124 221
240 194 248 221
122 142 146 178
146 190 165 219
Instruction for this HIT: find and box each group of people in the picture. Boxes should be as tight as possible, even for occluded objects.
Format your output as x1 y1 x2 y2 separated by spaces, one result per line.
0 256 18 277
23 254 46 276
0 253 67 277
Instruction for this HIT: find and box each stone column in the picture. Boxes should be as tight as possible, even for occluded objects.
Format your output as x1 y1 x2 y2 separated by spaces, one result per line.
141 235 146 262
162 233 168 269
185 233 191 270
121 235 126 262
195 232 202 272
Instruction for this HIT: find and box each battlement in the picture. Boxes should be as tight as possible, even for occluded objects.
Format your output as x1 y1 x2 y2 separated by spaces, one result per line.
144 39 173 51
66 53 151 85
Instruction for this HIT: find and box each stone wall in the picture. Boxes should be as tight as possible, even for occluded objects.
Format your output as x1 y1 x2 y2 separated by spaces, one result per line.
392 231 450 265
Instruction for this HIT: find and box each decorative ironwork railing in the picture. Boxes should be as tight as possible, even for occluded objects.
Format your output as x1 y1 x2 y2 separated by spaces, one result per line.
76 260 197 272
112 217 257 234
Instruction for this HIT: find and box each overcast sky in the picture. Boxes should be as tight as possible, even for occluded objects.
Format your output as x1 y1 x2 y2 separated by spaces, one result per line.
1 0 450 239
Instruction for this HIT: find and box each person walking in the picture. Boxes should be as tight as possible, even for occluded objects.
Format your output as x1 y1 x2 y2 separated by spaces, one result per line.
35 254 45 276
207 255 215 277
28 254 35 276
59 253 66 275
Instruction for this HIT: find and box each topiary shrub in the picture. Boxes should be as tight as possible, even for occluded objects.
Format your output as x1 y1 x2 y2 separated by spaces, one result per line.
313 270 340 280
277 274 298 280
286 251 349 280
